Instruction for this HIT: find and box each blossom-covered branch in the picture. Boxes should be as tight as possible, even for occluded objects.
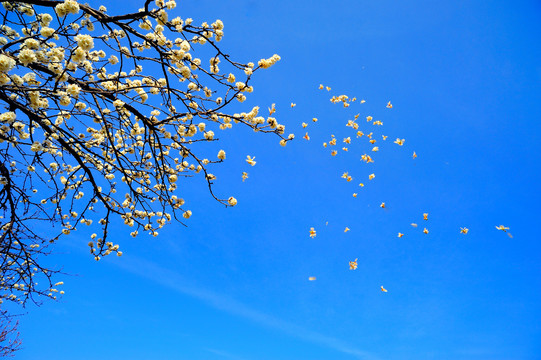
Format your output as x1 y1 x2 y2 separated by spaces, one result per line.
0 0 290 306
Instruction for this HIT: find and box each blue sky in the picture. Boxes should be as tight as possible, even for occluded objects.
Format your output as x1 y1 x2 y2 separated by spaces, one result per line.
7 0 541 359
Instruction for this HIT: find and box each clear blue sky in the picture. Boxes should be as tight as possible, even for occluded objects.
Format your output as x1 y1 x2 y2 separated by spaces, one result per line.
8 0 541 359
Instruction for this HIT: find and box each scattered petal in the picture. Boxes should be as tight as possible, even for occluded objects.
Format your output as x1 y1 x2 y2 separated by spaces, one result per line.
268 103 276 115
246 155 256 166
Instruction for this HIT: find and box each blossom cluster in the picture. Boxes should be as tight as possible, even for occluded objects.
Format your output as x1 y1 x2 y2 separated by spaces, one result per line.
0 0 290 306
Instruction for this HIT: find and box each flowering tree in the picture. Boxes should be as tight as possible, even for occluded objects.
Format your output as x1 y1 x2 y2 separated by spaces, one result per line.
0 0 290 307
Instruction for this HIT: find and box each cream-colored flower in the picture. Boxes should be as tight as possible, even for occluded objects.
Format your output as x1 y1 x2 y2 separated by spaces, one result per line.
0 55 16 73
257 54 280 69
74 34 94 51
18 49 36 65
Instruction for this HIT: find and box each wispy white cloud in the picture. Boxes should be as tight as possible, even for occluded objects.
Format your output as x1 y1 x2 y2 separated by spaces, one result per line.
206 348 246 360
114 256 377 360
